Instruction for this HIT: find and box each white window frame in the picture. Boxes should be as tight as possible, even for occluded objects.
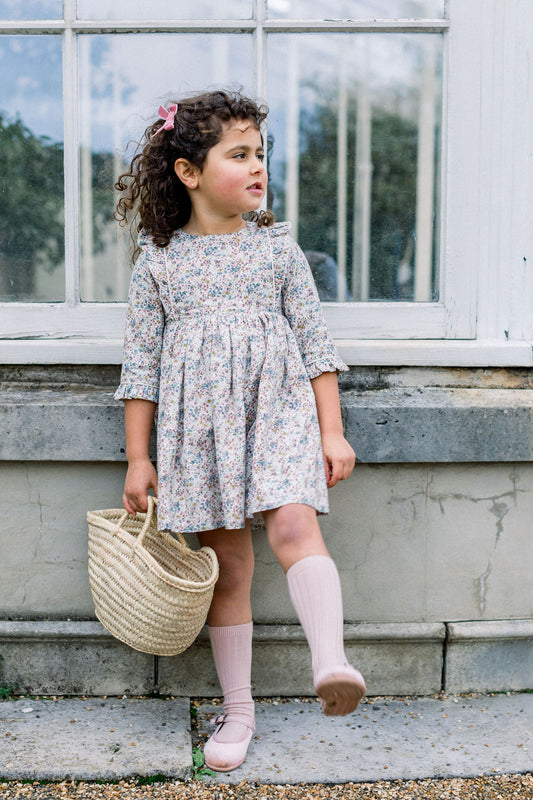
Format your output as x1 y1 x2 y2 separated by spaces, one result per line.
0 0 532 366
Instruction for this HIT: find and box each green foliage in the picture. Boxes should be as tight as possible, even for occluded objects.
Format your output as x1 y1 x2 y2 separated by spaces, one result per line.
0 113 64 298
280 90 423 300
0 684 18 700
298 100 341 265
0 654 19 700
192 746 216 780
369 109 418 299
90 151 121 253
0 113 116 299
136 774 168 785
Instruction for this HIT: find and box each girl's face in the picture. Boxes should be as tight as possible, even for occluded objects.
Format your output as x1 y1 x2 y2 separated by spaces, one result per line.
184 119 267 226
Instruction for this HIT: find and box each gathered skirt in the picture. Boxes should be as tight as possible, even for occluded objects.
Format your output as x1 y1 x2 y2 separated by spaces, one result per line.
155 307 328 532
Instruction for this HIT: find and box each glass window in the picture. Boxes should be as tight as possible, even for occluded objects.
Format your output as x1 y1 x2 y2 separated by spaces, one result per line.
79 33 253 301
0 0 62 19
77 0 253 21
268 33 442 301
267 1 445 18
0 35 64 301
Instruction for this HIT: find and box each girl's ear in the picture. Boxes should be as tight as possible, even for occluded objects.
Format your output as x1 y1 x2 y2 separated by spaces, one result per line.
174 158 199 189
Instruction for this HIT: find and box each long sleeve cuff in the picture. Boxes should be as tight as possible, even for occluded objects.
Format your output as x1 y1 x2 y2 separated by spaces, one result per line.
114 383 159 403
305 354 349 380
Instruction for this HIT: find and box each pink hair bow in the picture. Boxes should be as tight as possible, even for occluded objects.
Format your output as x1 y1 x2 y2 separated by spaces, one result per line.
153 103 177 135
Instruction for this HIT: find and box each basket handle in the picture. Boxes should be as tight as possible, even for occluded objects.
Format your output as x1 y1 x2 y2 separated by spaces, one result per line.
135 495 158 547
112 495 158 547
112 497 193 552
172 530 190 549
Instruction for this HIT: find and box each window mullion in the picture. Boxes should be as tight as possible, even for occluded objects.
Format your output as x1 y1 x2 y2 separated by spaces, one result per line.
62 0 80 307
253 0 268 216
253 0 267 103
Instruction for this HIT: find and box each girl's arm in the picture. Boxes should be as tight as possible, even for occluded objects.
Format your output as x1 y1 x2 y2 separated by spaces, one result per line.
276 227 354 485
279 231 347 380
310 371 356 488
115 247 165 514
123 398 158 514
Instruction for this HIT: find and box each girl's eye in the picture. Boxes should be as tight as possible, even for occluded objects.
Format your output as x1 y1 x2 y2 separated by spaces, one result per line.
232 152 264 161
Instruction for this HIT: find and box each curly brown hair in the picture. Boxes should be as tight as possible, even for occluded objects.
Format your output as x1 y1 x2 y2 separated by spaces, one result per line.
114 89 274 260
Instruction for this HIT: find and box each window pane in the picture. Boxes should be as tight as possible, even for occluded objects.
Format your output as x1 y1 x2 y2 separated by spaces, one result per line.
267 0 445 18
77 0 252 21
79 33 253 301
268 33 442 302
0 0 62 19
0 36 64 302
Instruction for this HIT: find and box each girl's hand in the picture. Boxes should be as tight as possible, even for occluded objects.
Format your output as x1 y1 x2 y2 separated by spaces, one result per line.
123 459 158 514
310 372 355 487
322 433 356 488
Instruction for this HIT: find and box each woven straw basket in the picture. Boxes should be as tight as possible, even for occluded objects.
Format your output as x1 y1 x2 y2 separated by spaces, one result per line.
87 496 219 656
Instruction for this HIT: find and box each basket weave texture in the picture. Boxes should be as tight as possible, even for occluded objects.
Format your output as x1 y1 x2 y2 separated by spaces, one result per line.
87 496 219 656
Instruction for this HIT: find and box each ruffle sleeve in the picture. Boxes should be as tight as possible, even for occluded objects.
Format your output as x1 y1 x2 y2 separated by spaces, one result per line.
268 220 292 238
273 225 348 379
114 239 165 404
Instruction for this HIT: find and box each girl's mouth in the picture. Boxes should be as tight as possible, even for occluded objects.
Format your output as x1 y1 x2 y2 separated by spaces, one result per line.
247 182 263 194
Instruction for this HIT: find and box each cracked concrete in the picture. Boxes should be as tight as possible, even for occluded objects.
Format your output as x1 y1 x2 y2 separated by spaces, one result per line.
471 493 512 615
1 365 532 698
1 693 532 783
490 499 509 543
2 462 532 625
475 562 493 616
0 697 191 781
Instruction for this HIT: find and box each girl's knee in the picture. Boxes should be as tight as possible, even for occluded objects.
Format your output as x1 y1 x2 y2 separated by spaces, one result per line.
207 535 254 594
264 504 321 550
218 545 254 580
204 532 254 626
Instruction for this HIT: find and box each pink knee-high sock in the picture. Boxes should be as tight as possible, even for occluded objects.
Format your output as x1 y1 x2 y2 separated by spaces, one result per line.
208 623 255 741
286 554 349 684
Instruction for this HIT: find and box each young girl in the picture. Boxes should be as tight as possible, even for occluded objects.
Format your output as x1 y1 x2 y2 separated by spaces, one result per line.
114 89 366 773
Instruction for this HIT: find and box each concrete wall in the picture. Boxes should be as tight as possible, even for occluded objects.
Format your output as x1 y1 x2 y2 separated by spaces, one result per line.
1 460 531 625
0 365 532 696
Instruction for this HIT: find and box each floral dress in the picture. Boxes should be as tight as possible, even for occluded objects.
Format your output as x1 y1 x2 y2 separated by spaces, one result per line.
115 221 347 533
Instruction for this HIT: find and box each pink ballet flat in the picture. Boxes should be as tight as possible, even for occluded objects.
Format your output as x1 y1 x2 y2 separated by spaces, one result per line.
203 714 255 772
315 666 366 716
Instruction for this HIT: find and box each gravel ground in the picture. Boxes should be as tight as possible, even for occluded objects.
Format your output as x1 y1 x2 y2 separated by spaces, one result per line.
1 775 532 799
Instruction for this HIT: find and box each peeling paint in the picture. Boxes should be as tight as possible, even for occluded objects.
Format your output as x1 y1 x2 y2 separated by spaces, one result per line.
489 500 509 544
508 467 520 503
430 487 519 513
475 561 492 615
387 489 427 506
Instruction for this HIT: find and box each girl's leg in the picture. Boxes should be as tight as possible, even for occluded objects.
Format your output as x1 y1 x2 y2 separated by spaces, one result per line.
198 523 256 772
200 523 254 627
262 504 366 716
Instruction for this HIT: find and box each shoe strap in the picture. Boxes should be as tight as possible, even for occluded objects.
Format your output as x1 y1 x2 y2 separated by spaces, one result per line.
215 712 256 733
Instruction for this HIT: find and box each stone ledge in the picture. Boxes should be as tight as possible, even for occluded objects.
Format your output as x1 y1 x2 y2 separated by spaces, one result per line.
0 621 155 696
251 622 445 643
447 619 533 641
0 620 445 697
343 387 533 462
160 622 446 697
0 620 110 641
0 389 141 462
445 619 533 694
1 385 533 462
3 619 531 696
